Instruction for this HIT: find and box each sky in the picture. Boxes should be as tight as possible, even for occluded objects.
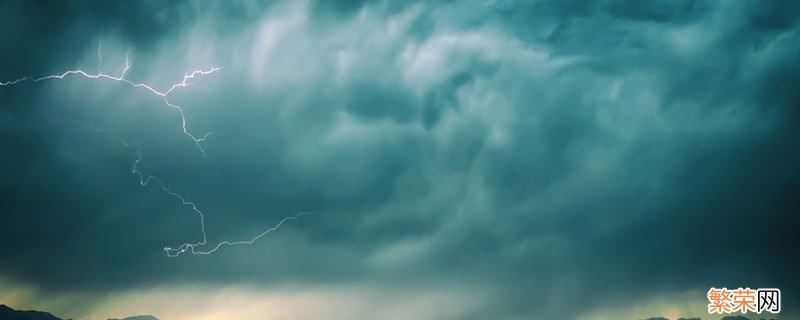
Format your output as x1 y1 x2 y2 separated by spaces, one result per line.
0 0 798 319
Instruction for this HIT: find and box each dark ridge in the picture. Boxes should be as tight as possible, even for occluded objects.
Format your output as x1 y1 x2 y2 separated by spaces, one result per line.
0 304 63 320
0 304 161 320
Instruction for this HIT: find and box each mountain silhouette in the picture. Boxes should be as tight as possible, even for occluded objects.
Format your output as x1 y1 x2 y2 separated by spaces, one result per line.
0 305 61 320
0 305 160 320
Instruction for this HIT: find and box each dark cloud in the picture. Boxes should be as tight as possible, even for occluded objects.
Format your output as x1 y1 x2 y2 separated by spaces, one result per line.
1 0 798 319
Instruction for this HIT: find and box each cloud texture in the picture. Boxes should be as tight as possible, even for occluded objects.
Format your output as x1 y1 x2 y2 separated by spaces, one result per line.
1 0 798 319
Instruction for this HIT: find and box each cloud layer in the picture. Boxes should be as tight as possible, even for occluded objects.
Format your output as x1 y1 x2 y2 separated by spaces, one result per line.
1 0 798 319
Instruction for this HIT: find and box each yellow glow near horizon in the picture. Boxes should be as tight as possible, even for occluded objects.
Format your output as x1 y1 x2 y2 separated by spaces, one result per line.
1 278 482 320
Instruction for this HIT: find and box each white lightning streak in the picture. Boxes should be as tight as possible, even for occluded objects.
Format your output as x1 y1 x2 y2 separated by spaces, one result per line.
4 45 312 257
1 43 220 157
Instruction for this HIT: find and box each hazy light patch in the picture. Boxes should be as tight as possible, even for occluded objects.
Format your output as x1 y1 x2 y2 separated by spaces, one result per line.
85 284 482 320
399 30 557 90
666 23 713 56
323 111 423 145
0 277 483 320
575 289 719 320
366 235 432 269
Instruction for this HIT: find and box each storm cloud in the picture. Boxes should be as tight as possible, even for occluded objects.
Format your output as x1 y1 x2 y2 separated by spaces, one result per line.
1 0 798 319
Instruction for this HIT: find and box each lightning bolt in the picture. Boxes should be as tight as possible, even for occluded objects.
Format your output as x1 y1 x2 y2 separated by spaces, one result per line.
1 43 219 157
4 44 312 257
